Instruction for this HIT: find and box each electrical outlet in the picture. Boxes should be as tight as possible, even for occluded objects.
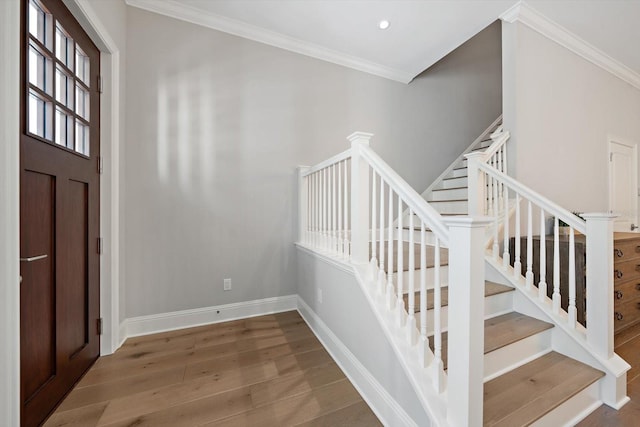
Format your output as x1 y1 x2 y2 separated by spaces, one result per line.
223 278 232 291
317 288 323 303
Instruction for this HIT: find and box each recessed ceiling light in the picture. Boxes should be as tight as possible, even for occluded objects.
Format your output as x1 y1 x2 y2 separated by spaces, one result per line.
378 20 390 30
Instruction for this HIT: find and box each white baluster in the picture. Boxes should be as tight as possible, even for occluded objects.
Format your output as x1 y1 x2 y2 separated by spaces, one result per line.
314 172 318 248
492 169 499 259
432 237 444 393
332 164 337 252
397 198 405 324
387 189 395 310
344 159 350 258
322 168 326 249
378 179 386 295
502 144 508 175
539 208 548 302
568 227 577 328
497 151 503 207
419 221 430 367
337 161 343 256
407 209 416 343
526 200 534 290
369 171 377 281
503 185 510 270
552 217 561 313
514 193 522 280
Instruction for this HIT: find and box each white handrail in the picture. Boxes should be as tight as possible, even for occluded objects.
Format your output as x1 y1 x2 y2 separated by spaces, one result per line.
360 145 450 245
477 163 586 234
302 149 351 176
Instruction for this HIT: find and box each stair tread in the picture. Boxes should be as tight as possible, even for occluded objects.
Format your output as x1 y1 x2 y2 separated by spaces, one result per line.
369 242 449 273
484 352 604 426
427 312 554 370
431 186 467 192
443 175 468 180
404 281 512 312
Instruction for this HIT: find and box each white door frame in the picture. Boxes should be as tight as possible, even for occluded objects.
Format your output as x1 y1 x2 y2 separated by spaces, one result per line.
1 1 122 424
608 136 639 231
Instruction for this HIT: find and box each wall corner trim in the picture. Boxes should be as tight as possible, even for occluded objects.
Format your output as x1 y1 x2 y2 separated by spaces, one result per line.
122 295 298 339
500 1 640 91
296 296 418 427
124 0 413 84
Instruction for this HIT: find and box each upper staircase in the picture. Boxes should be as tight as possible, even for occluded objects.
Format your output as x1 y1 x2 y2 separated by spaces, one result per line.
296 123 630 426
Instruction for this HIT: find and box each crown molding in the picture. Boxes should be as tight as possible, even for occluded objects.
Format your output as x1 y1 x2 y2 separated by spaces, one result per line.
501 1 640 91
125 0 414 84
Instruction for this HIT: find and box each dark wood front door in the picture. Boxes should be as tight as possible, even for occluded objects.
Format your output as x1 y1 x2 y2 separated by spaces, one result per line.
20 0 100 425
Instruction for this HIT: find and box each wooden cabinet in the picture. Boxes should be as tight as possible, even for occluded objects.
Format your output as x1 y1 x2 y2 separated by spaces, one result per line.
613 233 640 334
509 234 587 326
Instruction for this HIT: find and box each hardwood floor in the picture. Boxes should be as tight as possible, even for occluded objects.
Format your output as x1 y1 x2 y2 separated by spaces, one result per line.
578 323 640 426
44 311 381 427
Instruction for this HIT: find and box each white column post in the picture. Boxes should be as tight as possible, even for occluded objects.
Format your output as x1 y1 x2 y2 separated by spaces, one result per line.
583 213 616 359
444 216 493 427
348 132 373 265
297 166 310 244
465 152 486 216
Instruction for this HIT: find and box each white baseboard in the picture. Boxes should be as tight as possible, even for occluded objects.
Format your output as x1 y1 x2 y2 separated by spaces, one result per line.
297 296 418 427
121 295 298 339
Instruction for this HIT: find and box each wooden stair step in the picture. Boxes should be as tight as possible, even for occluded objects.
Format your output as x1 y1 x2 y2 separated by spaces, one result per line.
403 281 512 313
484 352 604 426
427 312 553 370
369 241 448 273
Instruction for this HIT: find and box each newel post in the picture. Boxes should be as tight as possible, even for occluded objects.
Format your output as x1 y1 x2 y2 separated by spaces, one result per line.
465 152 486 216
297 166 310 244
348 132 372 265
444 216 493 427
583 213 616 359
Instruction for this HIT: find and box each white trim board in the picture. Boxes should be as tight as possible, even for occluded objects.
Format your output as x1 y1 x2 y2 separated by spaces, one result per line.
64 0 124 356
501 1 640 91
124 0 414 84
122 295 298 339
296 297 418 427
0 1 22 425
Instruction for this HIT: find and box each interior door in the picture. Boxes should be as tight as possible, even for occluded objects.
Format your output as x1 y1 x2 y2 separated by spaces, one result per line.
20 0 100 425
610 140 638 232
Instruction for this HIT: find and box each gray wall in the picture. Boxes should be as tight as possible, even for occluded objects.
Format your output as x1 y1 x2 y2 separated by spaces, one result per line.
124 8 502 318
503 21 640 213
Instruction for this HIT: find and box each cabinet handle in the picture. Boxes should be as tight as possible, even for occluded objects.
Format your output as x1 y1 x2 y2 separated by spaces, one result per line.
616 312 624 321
615 290 623 299
615 248 624 257
615 270 623 279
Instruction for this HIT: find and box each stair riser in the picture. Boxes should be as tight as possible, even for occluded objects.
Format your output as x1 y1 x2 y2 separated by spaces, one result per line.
393 266 449 290
484 329 552 382
421 291 513 335
398 229 446 248
448 168 467 179
530 381 601 427
438 176 468 189
428 187 468 201
429 200 468 214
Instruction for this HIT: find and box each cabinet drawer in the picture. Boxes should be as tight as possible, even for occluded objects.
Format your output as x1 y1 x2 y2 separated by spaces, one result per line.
614 297 640 332
614 240 640 262
614 280 640 303
613 259 640 284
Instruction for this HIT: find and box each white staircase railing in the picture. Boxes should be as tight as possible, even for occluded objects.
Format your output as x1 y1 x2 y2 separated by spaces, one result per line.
299 132 489 426
467 137 617 361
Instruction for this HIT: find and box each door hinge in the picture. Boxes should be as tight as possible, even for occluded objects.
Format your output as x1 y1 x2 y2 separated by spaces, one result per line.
97 237 104 255
97 318 103 335
97 75 103 94
98 156 104 174
610 152 613 162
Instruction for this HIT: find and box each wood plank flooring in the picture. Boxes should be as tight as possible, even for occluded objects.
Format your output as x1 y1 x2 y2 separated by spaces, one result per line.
578 323 640 426
44 311 381 427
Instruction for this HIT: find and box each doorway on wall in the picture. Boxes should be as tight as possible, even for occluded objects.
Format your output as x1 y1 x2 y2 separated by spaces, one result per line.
20 0 101 425
609 138 638 232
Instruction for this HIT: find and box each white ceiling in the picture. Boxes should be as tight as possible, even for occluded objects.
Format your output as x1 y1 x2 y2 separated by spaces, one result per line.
130 0 640 84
